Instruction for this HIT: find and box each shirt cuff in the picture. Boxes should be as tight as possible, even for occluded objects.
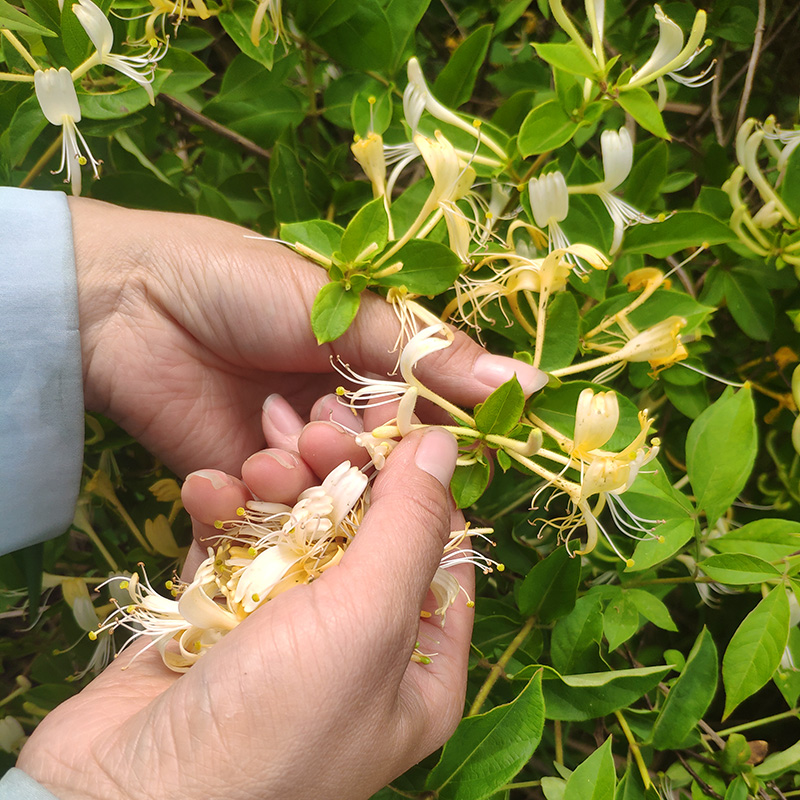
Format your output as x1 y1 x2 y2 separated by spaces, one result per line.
0 768 60 800
0 188 83 556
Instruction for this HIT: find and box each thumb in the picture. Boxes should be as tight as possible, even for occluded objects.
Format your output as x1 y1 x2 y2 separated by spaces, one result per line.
330 428 458 627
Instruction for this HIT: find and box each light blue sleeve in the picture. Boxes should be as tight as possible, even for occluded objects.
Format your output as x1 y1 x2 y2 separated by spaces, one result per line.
0 769 59 799
0 188 83 556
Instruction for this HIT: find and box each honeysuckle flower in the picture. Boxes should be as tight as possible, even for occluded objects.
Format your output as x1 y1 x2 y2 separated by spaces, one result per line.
528 172 571 254
625 4 708 90
34 67 100 196
585 0 605 64
72 0 166 104
404 58 507 160
621 315 687 364
96 459 492 671
352 132 387 199
250 0 285 46
573 388 619 455
142 0 212 43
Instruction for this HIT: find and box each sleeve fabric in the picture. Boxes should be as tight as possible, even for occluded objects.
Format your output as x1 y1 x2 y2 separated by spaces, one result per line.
0 769 60 800
0 188 83 556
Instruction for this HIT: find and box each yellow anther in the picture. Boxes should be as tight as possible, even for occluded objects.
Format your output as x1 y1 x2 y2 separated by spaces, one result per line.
236 507 245 517
467 600 475 608
171 589 178 597
657 212 667 222
78 156 87 165
127 605 136 613
418 656 432 665
165 580 173 590
88 630 97 641
704 38 712 46
214 520 224 529
336 386 346 396
625 558 635 568
119 580 129 589
472 119 481 128
420 610 432 618
701 241 710 249
193 641 202 652
485 211 494 220
367 95 376 105
497 563 505 572
251 593 260 602
248 546 257 557
658 535 666 543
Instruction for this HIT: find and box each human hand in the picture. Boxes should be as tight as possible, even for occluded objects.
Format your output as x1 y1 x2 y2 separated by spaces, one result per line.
69 197 548 478
18 427 473 800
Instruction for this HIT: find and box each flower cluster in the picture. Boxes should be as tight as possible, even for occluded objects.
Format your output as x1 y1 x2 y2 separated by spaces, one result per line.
94 460 497 671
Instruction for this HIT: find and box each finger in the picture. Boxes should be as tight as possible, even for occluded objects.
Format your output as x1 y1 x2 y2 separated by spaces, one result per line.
182 469 251 547
240 449 317 504
326 428 458 635
297 421 371 476
261 394 305 451
310 393 363 433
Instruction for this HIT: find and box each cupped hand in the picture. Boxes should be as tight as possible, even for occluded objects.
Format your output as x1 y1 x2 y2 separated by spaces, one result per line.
69 197 547 477
18 428 472 800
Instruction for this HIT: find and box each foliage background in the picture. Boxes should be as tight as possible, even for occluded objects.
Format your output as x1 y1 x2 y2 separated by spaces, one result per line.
3 0 800 797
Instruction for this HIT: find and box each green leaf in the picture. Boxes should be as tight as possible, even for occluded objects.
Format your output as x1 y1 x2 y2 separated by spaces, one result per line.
616 87 669 139
625 141 668 211
340 197 389 261
603 590 640 651
433 24 493 108
626 589 677 632
158 47 214 95
310 282 361 343
386 0 431 72
475 377 525 437
782 145 800 217
374 239 462 294
722 270 775 341
650 628 718 750
314 2 394 71
517 546 581 622
518 99 580 157
709 519 800 561
697 553 782 585
533 42 598 79
627 519 696 573
425 671 544 799
496 0 532 34
624 211 738 257
269 141 318 223
563 737 616 800
722 584 790 719
451 460 491 509
538 292 580 372
753 738 800 779
0 94 47 167
280 220 345 260
219 5 275 69
537 665 671 721
551 594 604 675
287 0 358 36
0 0 55 35
686 387 757 526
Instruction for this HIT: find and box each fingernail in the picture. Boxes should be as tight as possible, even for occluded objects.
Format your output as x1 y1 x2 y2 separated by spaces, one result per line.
186 469 232 490
245 450 298 470
262 394 304 435
311 394 363 432
473 354 549 395
415 428 457 489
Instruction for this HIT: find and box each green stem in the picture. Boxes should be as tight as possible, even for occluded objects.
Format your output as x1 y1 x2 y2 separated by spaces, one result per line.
0 72 34 82
468 616 536 716
500 780 542 790
1 29 40 71
615 710 652 790
715 708 799 737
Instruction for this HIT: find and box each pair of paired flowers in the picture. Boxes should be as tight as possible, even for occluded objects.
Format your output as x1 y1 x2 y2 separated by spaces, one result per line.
28 0 165 195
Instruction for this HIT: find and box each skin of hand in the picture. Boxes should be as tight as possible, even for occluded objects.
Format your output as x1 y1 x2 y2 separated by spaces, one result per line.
68 197 548 479
17 428 474 800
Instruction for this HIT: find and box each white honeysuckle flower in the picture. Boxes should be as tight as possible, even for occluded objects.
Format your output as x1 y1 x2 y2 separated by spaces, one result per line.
414 131 476 206
626 4 708 90
232 543 299 613
34 67 100 196
0 717 25 753
404 58 507 160
585 0 605 62
250 0 285 46
573 388 619 455
528 171 573 255
73 0 166 104
318 461 370 528
600 127 633 191
619 315 687 363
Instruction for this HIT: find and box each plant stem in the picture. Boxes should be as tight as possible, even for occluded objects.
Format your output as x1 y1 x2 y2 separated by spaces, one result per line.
0 72 34 82
19 134 62 188
468 616 536 716
614 709 652 790
554 719 564 764
715 708 799 737
500 780 542 789
1 30 40 71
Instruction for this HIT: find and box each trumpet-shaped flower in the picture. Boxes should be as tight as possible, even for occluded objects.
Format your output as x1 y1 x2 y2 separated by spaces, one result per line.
352 132 387 199
528 171 572 255
573 388 619 454
73 0 166 104
34 67 100 196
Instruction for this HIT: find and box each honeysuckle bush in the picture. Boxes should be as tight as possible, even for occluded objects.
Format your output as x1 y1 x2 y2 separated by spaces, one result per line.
3 0 800 796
